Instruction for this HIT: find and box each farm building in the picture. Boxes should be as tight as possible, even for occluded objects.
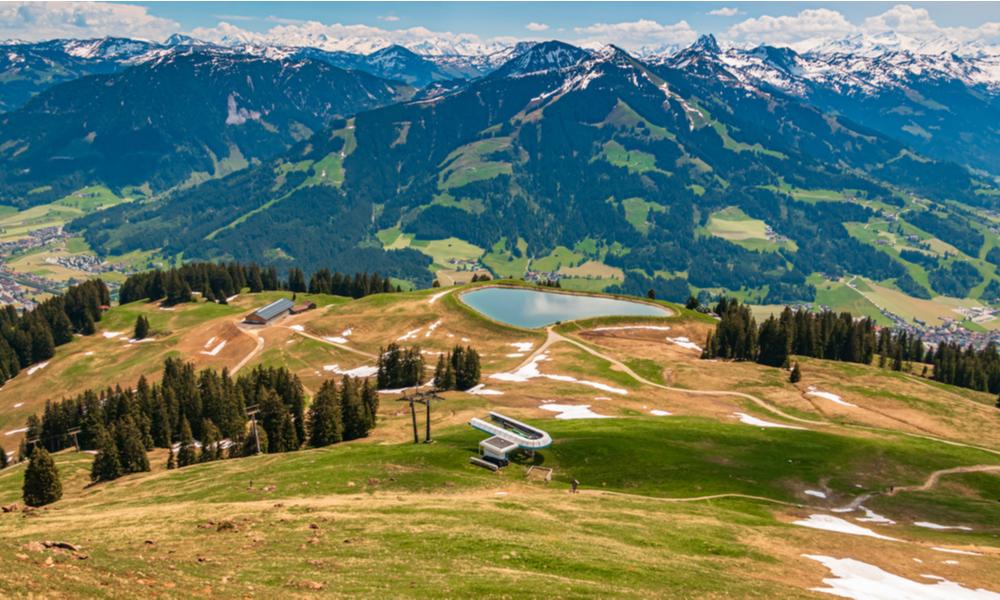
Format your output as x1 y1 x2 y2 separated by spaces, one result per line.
290 301 316 314
244 298 295 325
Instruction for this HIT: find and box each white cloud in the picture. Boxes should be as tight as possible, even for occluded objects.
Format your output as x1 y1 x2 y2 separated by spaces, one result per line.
725 8 852 47
708 7 741 18
573 18 698 51
525 22 549 32
724 4 1000 51
378 15 400 23
190 20 502 55
0 1 179 42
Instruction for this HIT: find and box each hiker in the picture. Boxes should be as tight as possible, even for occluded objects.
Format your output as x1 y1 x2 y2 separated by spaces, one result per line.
571 479 579 494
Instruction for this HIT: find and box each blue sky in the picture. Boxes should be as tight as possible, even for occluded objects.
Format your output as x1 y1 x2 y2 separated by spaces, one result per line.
137 2 1000 36
3 2 1000 52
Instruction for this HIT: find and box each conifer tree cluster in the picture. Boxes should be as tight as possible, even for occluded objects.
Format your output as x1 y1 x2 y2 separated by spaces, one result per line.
377 343 425 389
929 341 1000 393
307 376 379 447
469 273 491 282
703 300 878 368
120 261 398 305
25 360 309 475
0 279 108 386
433 346 482 391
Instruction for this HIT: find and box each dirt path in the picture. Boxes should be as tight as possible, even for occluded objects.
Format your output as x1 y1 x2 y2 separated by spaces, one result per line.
231 327 264 374
532 328 826 428
514 327 1000 460
580 489 802 508
887 464 1000 497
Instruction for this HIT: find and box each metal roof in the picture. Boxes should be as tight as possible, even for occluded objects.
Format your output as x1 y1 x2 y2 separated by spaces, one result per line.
480 436 518 451
251 298 295 321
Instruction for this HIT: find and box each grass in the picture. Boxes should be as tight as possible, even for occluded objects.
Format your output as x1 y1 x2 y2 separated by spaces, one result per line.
531 245 584 272
703 207 792 252
710 121 787 159
409 237 484 270
438 137 512 190
482 237 530 278
600 140 668 175
620 197 666 234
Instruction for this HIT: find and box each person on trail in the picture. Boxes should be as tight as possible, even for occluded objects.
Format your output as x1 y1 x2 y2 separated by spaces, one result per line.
571 479 579 494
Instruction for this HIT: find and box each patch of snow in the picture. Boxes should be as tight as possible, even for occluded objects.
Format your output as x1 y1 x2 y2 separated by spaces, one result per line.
594 396 611 401
204 336 216 348
226 294 238 303
398 328 421 341
803 554 1000 600
13 402 23 408
915 522 973 531
539 403 612 420
379 382 434 394
490 352 627 395
128 337 156 344
509 342 534 352
805 490 828 499
428 289 450 304
323 364 378 378
506 353 525 358
26 361 49 376
667 336 702 351
857 506 895 525
290 325 305 332
5 427 28 436
324 336 349 344
158 307 174 312
467 384 504 396
461 337 470 342
733 412 806 430
200 340 227 356
341 328 353 337
424 319 443 337
932 547 982 556
102 331 123 339
793 515 898 541
650 409 672 416
84 351 94 356
807 386 857 408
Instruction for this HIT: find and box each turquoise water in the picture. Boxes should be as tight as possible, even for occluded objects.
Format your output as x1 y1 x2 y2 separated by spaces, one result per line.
460 287 671 328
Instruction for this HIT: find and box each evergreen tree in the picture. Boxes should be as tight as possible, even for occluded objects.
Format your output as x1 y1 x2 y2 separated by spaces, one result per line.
0 442 7 469
176 417 198 467
90 429 123 482
116 416 150 474
790 363 802 383
340 376 367 441
133 315 149 340
199 419 223 462
307 380 343 447
279 413 298 453
22 446 61 507
685 295 700 310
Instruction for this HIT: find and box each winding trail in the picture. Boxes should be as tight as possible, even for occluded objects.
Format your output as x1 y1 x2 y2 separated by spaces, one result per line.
513 327 1000 460
232 327 264 374
887 464 1000 497
580 489 803 508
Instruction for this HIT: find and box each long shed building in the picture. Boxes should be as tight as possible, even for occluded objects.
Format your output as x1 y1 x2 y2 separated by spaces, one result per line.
244 298 295 325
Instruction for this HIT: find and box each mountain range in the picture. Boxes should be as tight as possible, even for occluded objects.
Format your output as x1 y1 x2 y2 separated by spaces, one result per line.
3 33 1000 308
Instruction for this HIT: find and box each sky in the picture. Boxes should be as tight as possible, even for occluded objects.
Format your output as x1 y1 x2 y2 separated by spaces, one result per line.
3 2 1000 52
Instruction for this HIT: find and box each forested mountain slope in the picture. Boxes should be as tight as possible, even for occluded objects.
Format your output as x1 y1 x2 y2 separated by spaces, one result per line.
0 49 412 205
71 40 998 303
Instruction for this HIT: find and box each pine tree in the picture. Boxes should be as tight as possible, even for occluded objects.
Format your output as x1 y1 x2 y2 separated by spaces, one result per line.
91 430 123 482
133 315 149 340
116 416 150 474
166 449 176 470
0 442 7 469
22 446 62 507
176 417 198 467
279 413 298 453
789 363 802 383
340 376 367 441
307 380 343 447
199 419 222 462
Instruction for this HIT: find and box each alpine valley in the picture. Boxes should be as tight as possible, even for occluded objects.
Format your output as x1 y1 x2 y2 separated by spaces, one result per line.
3 32 1000 337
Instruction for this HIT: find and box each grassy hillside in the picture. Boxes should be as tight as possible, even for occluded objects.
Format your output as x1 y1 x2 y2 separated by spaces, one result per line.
0 282 998 597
